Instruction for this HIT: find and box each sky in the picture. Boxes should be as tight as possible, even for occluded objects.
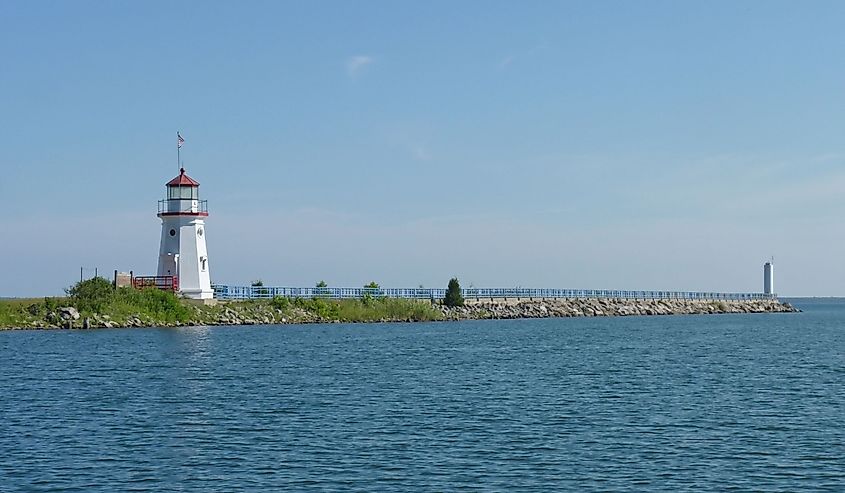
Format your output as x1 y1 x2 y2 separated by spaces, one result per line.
2 1 845 297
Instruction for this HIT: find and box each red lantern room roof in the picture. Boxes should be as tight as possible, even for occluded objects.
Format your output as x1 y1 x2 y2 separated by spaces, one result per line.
166 168 200 187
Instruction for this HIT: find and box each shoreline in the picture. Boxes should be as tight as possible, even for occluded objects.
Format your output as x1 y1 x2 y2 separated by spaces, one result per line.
0 297 799 330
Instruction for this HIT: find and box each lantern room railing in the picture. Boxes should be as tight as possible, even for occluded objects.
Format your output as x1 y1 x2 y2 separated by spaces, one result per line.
158 199 208 215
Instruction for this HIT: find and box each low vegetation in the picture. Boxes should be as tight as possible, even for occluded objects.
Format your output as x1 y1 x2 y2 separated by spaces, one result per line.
2 277 193 327
0 277 443 329
0 298 49 327
260 296 441 323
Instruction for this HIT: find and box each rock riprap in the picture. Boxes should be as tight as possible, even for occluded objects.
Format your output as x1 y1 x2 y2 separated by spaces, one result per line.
439 298 798 320
3 297 798 330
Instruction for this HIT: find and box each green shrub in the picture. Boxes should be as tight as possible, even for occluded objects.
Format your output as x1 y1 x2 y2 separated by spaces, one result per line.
251 279 269 297
290 297 340 319
66 277 114 312
270 296 290 312
443 278 464 307
44 297 59 312
314 280 330 297
26 302 42 316
362 281 383 303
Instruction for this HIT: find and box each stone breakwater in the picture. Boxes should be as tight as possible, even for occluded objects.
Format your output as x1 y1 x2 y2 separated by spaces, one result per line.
2 298 798 330
439 298 798 320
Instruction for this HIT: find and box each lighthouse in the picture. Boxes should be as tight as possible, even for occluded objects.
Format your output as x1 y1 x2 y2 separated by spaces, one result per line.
763 260 774 296
157 168 213 299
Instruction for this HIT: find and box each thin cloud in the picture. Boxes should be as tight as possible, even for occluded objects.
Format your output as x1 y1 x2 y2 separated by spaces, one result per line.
346 55 374 77
411 144 430 161
497 44 547 70
498 55 515 70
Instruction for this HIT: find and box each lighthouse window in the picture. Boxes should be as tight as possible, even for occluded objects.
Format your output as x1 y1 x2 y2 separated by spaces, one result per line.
168 186 197 199
169 229 176 237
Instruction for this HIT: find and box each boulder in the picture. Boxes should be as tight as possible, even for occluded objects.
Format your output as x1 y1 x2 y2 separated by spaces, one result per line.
59 307 80 321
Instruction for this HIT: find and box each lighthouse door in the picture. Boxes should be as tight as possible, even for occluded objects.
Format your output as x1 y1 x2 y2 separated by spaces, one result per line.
158 253 179 279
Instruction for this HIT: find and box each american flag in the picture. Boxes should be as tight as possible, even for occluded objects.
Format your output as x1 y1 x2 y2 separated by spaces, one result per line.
177 132 185 148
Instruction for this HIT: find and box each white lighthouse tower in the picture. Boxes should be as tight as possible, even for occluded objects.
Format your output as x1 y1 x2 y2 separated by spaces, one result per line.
763 260 774 296
157 168 213 299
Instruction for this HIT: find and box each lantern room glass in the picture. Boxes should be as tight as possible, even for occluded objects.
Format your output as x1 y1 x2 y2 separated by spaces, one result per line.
168 186 198 200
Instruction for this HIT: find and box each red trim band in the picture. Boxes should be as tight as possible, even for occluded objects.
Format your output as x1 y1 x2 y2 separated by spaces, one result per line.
157 212 209 217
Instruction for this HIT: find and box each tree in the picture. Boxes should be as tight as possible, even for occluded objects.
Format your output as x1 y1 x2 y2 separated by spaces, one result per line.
362 281 381 303
251 279 269 297
315 280 329 298
443 277 464 307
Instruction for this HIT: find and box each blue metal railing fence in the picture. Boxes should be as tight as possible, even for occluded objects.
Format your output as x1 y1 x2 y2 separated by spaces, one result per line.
212 285 776 301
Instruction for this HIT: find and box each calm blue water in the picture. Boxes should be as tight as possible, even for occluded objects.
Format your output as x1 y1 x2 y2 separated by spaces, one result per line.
1 299 843 492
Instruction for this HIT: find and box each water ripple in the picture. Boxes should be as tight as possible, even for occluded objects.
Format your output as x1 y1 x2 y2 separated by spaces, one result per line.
1 301 844 491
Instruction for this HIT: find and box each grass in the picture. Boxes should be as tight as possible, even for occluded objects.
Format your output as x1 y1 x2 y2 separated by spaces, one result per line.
64 277 193 325
266 296 442 322
0 285 442 328
0 297 65 327
101 287 192 324
0 278 194 328
298 297 442 322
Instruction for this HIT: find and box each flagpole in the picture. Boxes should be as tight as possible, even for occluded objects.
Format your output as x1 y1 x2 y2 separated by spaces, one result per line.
177 131 180 170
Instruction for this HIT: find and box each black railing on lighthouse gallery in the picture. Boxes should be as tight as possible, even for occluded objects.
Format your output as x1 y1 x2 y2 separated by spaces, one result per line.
157 199 208 215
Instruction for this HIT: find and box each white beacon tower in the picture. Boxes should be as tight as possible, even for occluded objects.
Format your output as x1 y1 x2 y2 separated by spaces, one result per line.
157 168 213 299
763 261 774 296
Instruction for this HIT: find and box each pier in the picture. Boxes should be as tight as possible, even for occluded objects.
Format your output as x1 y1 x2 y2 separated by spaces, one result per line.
211 285 776 302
